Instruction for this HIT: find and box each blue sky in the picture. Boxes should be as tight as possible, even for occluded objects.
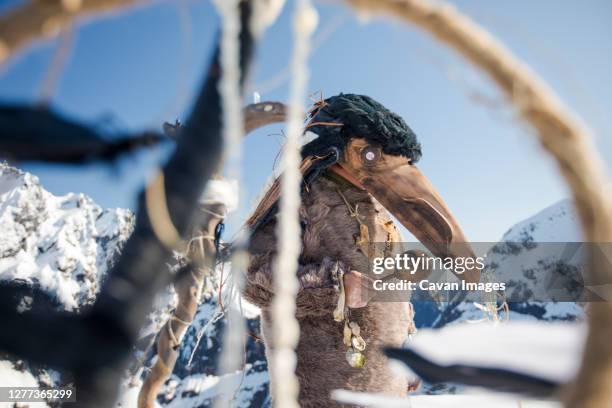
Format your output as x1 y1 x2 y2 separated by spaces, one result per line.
1 0 611 241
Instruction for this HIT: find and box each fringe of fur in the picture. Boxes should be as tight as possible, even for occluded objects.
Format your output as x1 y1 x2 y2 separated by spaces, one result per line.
243 255 340 318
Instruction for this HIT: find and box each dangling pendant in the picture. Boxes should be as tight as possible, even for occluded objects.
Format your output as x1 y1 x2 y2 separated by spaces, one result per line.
344 320 366 367
345 347 366 368
332 264 367 368
333 268 346 322
351 334 366 351
343 321 353 347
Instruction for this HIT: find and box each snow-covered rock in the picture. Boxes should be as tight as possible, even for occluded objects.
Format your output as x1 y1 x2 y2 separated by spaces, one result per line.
0 163 135 405
482 199 585 321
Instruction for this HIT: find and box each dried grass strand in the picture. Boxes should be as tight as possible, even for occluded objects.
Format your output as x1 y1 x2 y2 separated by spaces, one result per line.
0 0 145 64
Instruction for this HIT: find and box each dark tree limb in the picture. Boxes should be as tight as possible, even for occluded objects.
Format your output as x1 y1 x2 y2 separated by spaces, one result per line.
384 347 560 398
0 2 255 406
0 101 286 163
0 105 166 163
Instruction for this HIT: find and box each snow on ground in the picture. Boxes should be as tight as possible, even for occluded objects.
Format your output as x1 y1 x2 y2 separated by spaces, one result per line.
163 361 269 408
409 322 586 383
0 361 50 408
332 390 562 408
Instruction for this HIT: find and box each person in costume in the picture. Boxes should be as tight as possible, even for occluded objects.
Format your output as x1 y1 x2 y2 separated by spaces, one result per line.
243 94 480 407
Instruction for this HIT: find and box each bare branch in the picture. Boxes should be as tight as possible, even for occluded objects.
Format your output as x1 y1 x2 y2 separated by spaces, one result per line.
0 100 285 165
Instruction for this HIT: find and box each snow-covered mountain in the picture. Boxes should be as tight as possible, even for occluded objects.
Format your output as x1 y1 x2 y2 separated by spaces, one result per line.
500 199 581 243
424 199 585 330
0 163 587 407
0 164 134 311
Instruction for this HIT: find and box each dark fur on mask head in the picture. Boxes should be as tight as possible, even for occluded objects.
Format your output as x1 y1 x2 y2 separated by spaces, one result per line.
301 93 422 162
245 94 422 234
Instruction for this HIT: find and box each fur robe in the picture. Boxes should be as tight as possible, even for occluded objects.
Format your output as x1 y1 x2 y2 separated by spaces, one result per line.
243 174 414 407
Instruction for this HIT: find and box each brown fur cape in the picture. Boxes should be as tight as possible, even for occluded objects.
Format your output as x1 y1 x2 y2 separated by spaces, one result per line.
243 174 414 407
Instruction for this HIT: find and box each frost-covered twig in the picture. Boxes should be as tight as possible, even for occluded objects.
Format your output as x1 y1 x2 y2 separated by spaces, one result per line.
270 2 317 408
188 309 225 367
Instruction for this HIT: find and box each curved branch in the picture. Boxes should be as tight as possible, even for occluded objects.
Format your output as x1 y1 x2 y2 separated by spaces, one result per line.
0 0 144 63
343 0 612 407
163 101 287 139
244 101 287 133
346 0 611 241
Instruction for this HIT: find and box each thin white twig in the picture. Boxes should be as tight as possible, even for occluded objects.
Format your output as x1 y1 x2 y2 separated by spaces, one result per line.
187 309 225 367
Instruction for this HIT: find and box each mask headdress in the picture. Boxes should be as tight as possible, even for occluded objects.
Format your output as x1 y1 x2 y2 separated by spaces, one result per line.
302 93 422 163
246 93 422 232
